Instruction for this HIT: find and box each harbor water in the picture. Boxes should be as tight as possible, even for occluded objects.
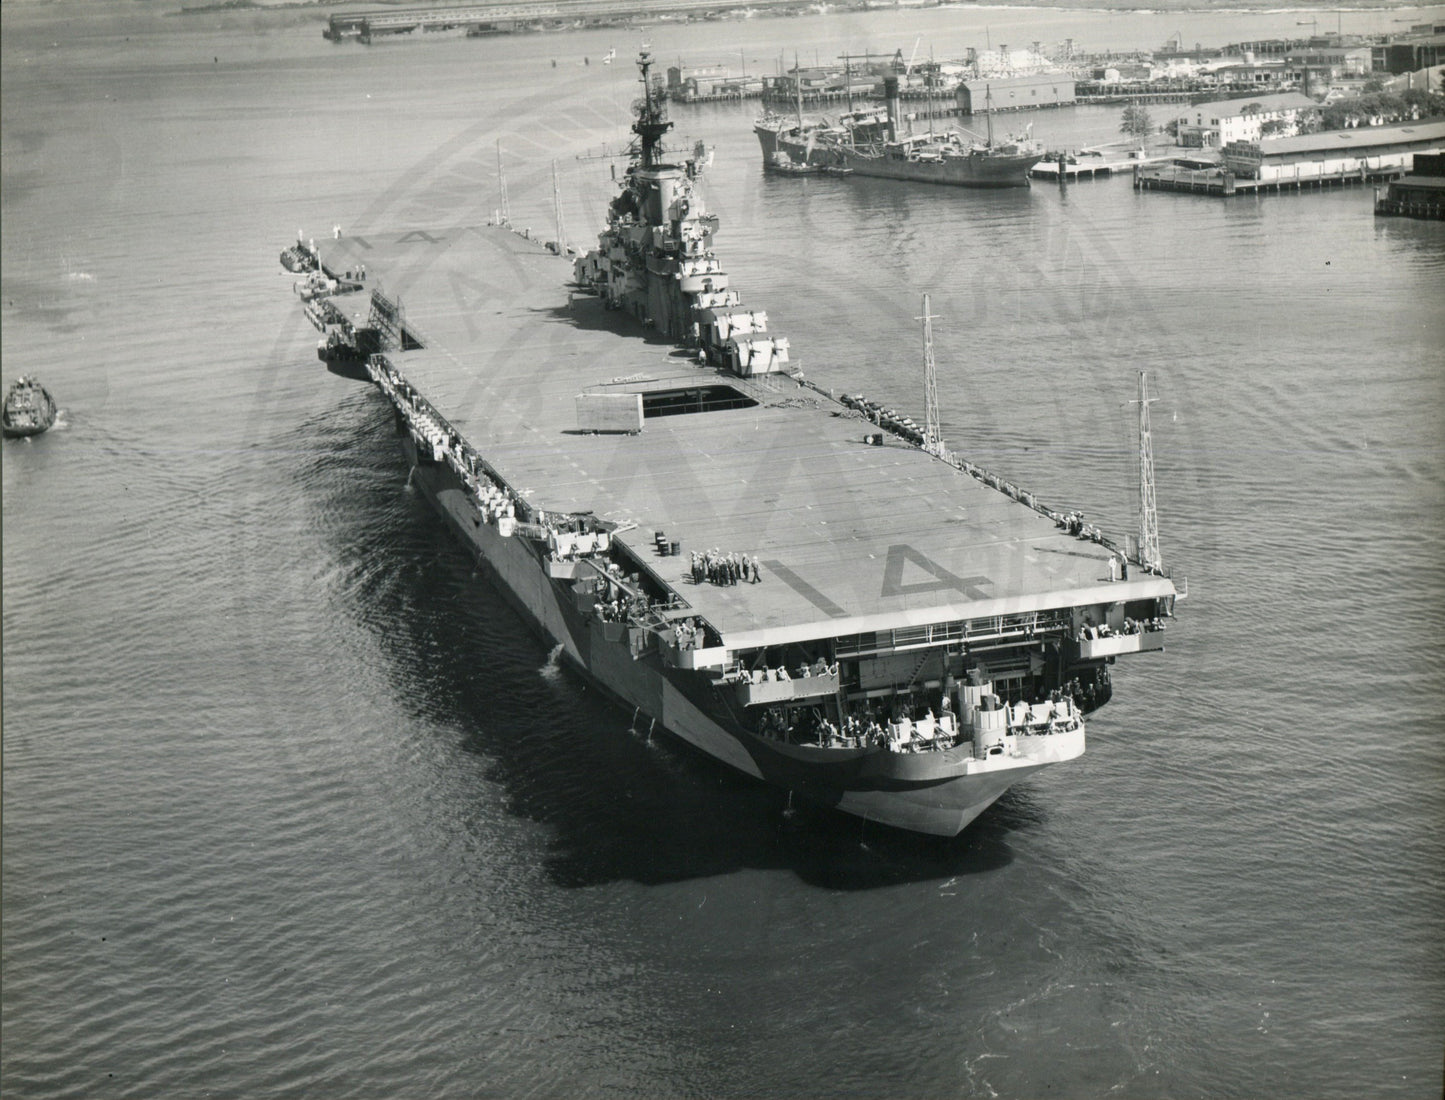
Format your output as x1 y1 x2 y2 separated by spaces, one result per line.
3 3 1442 1096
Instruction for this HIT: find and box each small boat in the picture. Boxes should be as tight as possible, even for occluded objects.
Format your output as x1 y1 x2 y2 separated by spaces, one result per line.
766 152 853 177
765 152 819 175
2 376 58 437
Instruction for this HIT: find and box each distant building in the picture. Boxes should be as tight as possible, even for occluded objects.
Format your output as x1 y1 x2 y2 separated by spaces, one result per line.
1283 46 1371 82
668 64 763 100
1224 39 1298 58
1173 91 1319 147
668 64 729 96
956 74 1075 114
1089 62 1151 84
1372 34 1445 74
760 66 873 103
1201 58 1293 88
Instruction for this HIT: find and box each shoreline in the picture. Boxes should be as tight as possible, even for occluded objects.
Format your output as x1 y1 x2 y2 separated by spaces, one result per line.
164 0 1436 18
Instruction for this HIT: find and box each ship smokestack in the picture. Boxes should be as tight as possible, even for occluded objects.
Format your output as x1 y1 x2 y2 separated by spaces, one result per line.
884 75 900 142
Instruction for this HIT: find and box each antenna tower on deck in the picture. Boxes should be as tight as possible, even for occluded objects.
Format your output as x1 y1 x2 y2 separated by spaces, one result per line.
497 140 510 225
920 294 944 457
633 51 672 168
1134 370 1162 572
551 159 567 255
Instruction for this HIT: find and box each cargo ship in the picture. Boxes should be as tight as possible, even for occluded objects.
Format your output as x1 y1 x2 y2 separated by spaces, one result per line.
755 76 1042 187
287 53 1177 836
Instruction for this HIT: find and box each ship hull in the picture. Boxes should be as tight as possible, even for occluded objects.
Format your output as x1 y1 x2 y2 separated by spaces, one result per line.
754 123 785 160
399 430 1062 836
756 124 1041 188
831 146 1042 188
2 423 51 438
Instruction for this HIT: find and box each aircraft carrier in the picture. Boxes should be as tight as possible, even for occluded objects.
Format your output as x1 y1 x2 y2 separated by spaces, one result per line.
285 53 1178 835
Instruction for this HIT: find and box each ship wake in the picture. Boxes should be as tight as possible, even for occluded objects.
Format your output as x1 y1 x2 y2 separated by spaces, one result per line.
539 642 566 684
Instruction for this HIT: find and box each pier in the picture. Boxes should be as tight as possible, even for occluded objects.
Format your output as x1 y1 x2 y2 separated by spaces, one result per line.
1030 148 1173 182
1030 159 1117 182
1135 163 1406 196
1074 91 1195 106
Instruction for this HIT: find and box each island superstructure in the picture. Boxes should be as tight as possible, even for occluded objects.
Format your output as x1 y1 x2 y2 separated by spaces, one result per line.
285 53 1177 836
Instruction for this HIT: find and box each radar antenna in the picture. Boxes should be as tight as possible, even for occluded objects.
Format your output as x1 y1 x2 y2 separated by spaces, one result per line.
1134 370 1162 573
633 51 672 168
919 294 944 457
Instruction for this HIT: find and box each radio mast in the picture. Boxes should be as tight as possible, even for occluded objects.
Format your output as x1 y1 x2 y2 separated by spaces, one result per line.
921 295 944 457
497 140 510 226
1135 370 1162 572
552 159 567 255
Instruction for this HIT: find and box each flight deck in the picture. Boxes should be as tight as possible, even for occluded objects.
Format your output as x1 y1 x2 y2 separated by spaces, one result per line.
315 225 1171 651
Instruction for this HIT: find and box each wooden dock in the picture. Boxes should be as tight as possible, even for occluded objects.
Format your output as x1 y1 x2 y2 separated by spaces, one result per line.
1031 152 1173 182
1074 91 1194 106
1030 160 1116 182
1135 163 1407 197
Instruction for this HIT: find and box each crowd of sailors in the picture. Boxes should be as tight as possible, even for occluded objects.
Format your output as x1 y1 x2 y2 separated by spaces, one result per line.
1067 670 1111 713
589 560 708 630
737 658 840 683
689 549 762 586
671 617 705 650
1081 616 1166 640
472 476 516 523
593 595 646 623
754 684 1088 753
1060 510 1109 544
838 392 928 447
593 586 679 625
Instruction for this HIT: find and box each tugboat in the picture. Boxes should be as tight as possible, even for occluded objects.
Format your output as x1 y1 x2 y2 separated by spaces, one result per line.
2 376 58 437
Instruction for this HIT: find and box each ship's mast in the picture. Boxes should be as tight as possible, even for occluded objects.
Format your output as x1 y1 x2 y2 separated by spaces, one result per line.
633 51 672 168
927 45 935 140
496 139 510 225
1135 370 1162 572
984 83 995 148
921 294 944 457
793 51 803 129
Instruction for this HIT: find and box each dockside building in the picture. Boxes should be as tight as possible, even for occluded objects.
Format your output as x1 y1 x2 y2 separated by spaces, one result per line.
1221 119 1445 179
1174 91 1319 147
1375 151 1445 218
955 74 1075 114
